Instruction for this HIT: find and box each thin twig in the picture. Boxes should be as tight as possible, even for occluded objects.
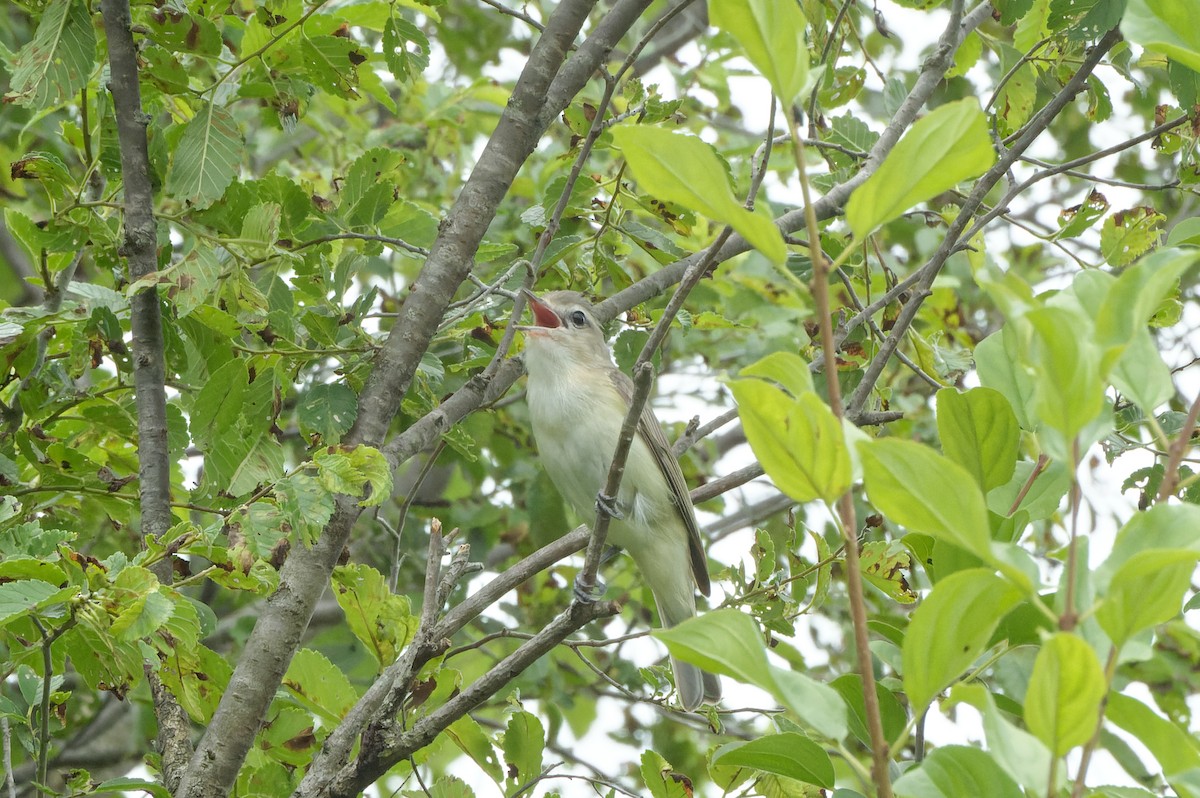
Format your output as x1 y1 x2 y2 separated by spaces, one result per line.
1061 438 1083 631
788 93 893 798
326 599 620 796
289 232 429 257
389 442 447 593
833 268 945 391
419 519 445 631
1007 454 1050 516
1155 390 1200 503
478 0 544 30
672 407 740 456
1 717 14 798
962 112 1190 242
1069 646 1119 798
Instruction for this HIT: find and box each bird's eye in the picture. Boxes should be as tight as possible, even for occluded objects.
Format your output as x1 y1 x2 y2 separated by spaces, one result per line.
569 310 588 327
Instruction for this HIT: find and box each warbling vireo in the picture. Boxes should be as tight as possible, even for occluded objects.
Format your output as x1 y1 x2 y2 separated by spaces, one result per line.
520 289 721 711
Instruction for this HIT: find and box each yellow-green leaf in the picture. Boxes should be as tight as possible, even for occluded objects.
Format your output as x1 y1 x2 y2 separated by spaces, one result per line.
710 0 811 105
611 126 787 263
846 99 996 237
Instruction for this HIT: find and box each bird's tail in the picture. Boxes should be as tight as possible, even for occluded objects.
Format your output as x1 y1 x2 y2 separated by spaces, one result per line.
655 590 722 711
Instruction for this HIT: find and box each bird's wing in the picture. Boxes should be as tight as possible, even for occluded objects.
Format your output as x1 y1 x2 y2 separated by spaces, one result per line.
608 368 711 597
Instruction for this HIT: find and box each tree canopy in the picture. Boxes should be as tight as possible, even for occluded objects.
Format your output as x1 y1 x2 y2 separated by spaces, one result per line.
1 0 1199 796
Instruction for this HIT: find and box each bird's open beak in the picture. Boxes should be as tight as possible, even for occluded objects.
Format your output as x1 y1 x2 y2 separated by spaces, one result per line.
519 289 561 329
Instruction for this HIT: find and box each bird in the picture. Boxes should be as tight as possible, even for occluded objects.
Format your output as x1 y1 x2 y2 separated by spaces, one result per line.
518 288 721 711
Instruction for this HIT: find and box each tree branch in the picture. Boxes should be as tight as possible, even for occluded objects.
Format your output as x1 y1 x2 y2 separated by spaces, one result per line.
1155 389 1200 503
845 25 1123 417
99 0 191 787
598 1 996 322
324 599 619 797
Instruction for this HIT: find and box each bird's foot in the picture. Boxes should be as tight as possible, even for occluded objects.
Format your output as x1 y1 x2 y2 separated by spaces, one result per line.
595 492 624 520
573 574 607 604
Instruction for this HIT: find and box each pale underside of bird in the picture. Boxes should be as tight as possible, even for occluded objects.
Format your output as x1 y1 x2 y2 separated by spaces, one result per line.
519 289 721 711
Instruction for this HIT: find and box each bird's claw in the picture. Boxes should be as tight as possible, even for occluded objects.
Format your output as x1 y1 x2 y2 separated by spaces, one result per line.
600 544 622 566
596 492 624 520
573 574 607 604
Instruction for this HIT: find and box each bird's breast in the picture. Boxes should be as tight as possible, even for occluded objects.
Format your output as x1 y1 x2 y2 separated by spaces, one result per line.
525 359 677 544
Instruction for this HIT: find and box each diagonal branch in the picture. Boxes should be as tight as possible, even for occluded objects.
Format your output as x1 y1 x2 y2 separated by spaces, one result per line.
844 25 1123 417
597 1 997 322
323 599 619 797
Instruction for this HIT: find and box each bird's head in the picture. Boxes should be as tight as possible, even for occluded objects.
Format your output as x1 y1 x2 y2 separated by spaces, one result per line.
518 289 611 370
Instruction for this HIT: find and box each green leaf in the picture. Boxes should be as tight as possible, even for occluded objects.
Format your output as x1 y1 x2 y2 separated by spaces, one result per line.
297 383 359 444
1024 306 1105 441
655 610 847 740
1096 549 1199 646
0 558 67 588
110 590 174 641
502 710 544 788
190 359 248 446
331 563 417 668
769 666 850 741
1024 633 1107 756
1095 502 1200 587
217 439 286 498
158 643 231 723
93 779 172 798
166 104 244 210
712 733 834 788
383 12 430 81
1121 0 1200 73
1106 693 1200 780
301 35 363 97
845 99 996 237
446 717 503 784
730 378 850 503
709 0 811 105
314 445 394 506
859 438 990 558
145 8 222 55
610 126 787 263
936 387 1020 492
1099 206 1166 267
283 648 359 723
859 540 917 604
1095 247 1200 353
640 750 690 798
948 683 1060 795
6 0 95 111
987 458 1071 521
902 569 1023 712
653 609 773 687
0 580 74 628
830 674 908 748
1165 216 1200 248
740 351 815 397
975 325 1037 430
1053 189 1110 240
1111 327 1176 412
893 745 1024 798
62 622 144 697
275 471 336 545
260 706 317 766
